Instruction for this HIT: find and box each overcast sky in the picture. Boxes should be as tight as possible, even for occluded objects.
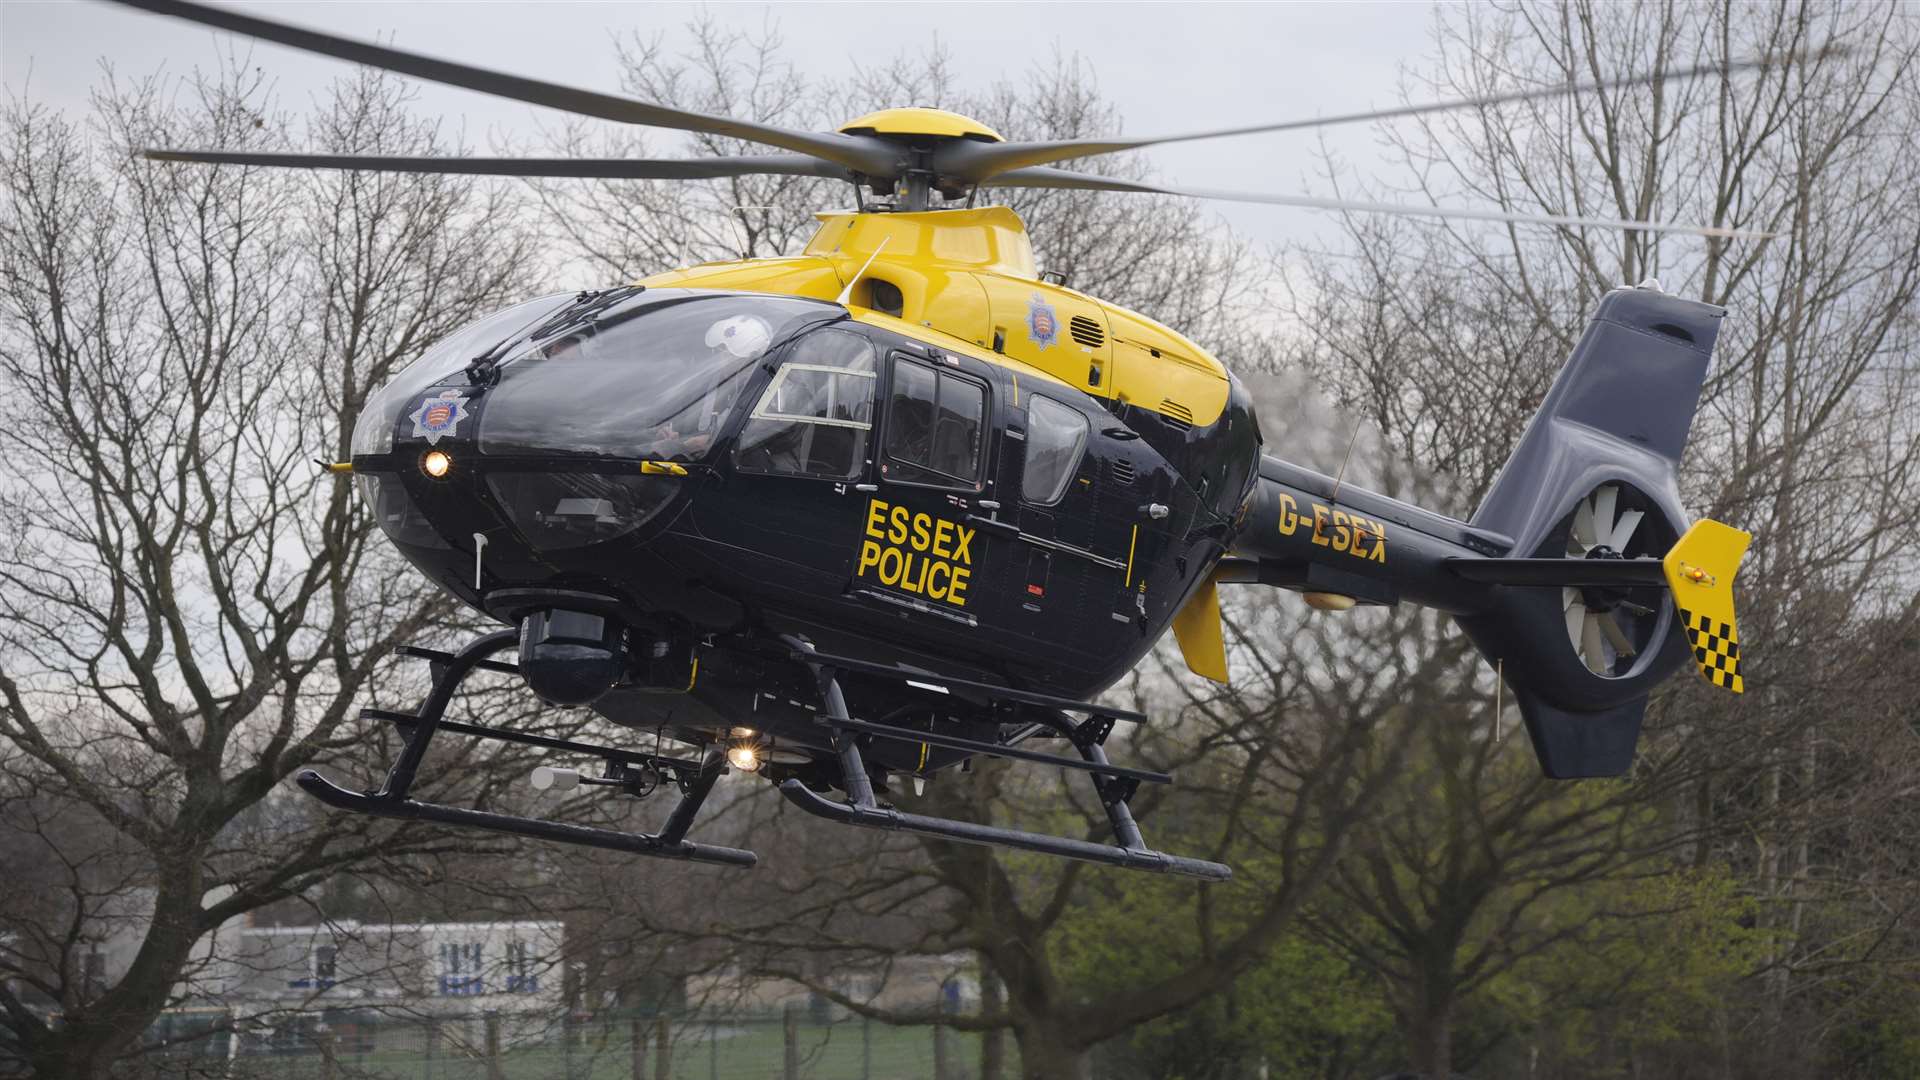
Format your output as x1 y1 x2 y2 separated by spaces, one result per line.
3 1 1452 257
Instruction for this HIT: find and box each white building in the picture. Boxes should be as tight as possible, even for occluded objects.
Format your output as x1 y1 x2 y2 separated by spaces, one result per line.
54 889 566 1054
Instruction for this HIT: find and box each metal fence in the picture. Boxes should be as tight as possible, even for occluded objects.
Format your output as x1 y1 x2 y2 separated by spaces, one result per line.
138 1007 1000 1080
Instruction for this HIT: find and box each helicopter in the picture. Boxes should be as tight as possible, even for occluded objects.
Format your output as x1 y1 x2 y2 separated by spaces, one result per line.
111 0 1756 881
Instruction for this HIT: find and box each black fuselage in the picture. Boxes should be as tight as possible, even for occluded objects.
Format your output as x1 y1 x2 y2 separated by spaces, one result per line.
353 288 1261 778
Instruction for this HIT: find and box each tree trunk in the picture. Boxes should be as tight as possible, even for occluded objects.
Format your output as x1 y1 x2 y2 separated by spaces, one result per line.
783 1004 800 1080
654 1013 671 1080
485 1012 505 1080
25 866 209 1080
1407 990 1454 1079
1012 1023 1090 1080
979 969 1007 1080
630 1013 647 1080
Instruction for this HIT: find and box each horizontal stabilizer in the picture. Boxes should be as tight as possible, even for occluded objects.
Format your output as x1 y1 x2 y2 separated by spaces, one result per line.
1448 557 1667 588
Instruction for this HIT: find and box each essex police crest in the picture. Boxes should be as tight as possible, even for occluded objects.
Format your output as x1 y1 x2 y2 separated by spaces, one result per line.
409 388 471 445
1026 293 1059 350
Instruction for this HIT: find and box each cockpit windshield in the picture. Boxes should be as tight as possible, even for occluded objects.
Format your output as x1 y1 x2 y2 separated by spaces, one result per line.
478 292 836 461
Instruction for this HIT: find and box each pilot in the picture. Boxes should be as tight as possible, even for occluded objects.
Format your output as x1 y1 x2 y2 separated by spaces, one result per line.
640 413 714 459
542 333 590 362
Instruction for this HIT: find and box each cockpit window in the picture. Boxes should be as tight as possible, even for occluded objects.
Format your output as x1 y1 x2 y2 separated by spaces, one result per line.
734 329 878 481
1021 395 1088 505
352 292 574 456
477 293 830 461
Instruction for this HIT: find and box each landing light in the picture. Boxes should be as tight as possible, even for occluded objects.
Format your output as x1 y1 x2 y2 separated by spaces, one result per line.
421 449 452 478
726 742 762 773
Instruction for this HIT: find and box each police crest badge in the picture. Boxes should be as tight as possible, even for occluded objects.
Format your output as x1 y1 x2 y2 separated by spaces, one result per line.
409 388 471 445
1026 293 1059 350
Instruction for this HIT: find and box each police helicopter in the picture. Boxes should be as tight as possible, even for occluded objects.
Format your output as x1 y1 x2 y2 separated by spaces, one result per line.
112 0 1756 880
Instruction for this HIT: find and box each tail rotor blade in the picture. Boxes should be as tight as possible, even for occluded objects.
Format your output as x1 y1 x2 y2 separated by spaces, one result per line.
1565 600 1589 649
1582 615 1610 673
1609 509 1645 552
1592 486 1620 546
1572 498 1599 550
1599 612 1638 657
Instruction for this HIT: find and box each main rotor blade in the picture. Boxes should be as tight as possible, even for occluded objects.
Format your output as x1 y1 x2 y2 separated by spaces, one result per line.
106 0 896 176
140 149 848 181
938 48 1838 182
983 167 1773 239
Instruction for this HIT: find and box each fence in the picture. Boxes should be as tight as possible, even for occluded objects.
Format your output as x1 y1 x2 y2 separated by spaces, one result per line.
142 1006 1005 1080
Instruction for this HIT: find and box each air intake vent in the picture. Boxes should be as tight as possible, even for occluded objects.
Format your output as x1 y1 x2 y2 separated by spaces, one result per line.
1069 315 1105 349
1110 459 1136 486
1160 399 1194 431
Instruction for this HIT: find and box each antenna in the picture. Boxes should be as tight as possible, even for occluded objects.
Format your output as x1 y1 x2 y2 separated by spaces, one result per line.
730 205 775 257
834 236 891 308
1329 424 1363 503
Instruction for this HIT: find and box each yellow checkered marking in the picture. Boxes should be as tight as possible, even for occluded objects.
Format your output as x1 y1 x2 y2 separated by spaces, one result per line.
1679 608 1742 693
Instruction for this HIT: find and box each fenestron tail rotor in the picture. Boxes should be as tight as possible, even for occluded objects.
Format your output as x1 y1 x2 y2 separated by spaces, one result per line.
107 0 1810 237
1561 484 1657 675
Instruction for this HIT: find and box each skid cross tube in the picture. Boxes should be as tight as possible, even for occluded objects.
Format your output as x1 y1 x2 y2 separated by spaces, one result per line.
778 637 1231 881
294 629 756 868
820 715 1173 785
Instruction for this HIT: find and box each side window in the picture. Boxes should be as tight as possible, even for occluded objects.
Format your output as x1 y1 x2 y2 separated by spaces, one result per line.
883 358 987 489
1021 395 1088 505
735 330 878 480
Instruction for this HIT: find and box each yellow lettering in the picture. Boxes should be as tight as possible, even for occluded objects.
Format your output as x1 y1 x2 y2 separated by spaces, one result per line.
947 566 971 606
1331 510 1351 553
1370 520 1388 563
952 525 975 563
852 508 975 607
1310 504 1330 547
1276 493 1298 536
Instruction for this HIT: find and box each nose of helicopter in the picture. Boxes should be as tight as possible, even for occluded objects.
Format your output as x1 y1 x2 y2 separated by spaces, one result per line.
351 288 842 605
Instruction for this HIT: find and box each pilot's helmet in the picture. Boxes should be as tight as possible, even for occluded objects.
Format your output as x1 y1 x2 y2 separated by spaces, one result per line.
543 333 590 361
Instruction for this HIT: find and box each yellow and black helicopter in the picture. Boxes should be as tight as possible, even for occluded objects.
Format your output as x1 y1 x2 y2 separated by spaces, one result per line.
114 0 1754 880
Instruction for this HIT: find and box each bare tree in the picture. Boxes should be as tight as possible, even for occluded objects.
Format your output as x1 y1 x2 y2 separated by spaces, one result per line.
0 61 541 1077
1283 2 1920 1074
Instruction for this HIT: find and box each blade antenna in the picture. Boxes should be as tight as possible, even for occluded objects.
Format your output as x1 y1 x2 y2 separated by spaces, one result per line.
834 237 891 307
1329 423 1364 503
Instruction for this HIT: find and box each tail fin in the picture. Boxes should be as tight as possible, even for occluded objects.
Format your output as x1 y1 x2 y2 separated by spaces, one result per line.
1455 285 1736 778
1663 519 1751 694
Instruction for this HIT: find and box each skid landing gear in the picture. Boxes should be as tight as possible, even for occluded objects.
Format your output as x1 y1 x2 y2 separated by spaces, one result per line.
777 639 1232 882
297 629 1229 880
294 628 756 868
